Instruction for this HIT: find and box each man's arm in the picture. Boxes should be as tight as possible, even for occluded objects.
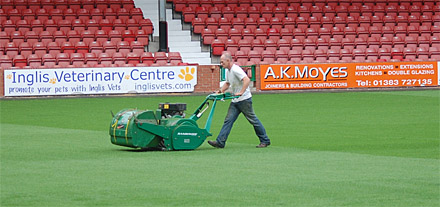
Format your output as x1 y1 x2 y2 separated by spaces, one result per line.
218 82 230 93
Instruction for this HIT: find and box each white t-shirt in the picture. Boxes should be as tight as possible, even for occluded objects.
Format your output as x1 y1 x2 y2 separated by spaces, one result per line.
225 64 252 103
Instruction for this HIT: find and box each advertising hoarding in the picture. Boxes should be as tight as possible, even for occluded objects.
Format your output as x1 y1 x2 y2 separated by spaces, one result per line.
4 66 198 96
260 61 438 90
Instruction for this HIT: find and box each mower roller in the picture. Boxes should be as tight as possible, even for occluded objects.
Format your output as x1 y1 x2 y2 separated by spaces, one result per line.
109 93 238 150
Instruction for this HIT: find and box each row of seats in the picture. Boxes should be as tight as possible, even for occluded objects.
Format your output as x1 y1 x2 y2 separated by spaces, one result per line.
192 16 440 35
202 26 440 47
182 4 440 23
0 1 185 68
0 40 149 58
0 8 145 22
231 46 440 65
1 19 154 35
170 0 438 11
0 29 150 46
192 14 440 29
230 46 440 59
0 0 136 10
216 35 440 52
0 52 184 69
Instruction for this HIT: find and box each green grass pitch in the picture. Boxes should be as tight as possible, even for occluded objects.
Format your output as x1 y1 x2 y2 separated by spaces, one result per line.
1 90 439 206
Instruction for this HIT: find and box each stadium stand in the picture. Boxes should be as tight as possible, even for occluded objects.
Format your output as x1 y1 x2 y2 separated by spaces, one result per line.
0 0 188 69
1 0 439 68
167 0 439 64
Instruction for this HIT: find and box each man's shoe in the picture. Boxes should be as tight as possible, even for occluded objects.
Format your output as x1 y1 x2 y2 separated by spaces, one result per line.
256 143 270 148
208 140 224 148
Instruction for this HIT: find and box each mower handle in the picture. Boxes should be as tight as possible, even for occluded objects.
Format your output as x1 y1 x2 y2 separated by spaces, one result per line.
189 93 240 133
206 92 240 101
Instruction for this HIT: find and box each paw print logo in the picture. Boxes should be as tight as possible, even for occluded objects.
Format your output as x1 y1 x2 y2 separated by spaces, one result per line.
6 74 12 79
49 78 57 84
178 67 195 81
124 75 130 80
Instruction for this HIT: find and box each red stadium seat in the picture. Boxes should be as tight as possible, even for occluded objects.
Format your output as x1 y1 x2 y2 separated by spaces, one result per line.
244 17 257 32
112 52 126 66
154 52 168 65
8 9 21 22
327 48 340 62
135 30 149 46
71 53 85 67
416 47 429 61
117 41 131 56
61 42 75 54
81 30 95 45
24 31 39 45
231 17 245 31
41 54 56 68
27 54 42 68
67 30 81 45
85 53 99 67
95 30 109 44
206 17 220 31
109 30 123 44
103 8 117 22
19 42 33 58
0 55 13 69
2 20 16 34
251 39 264 54
261 50 275 63
47 42 61 57
264 39 277 53
221 6 234 20
168 52 182 65
238 39 252 54
91 9 104 22
256 17 270 31
429 47 440 61
82 0 96 10
10 31 25 46
56 53 70 67
99 53 113 67
117 8 130 22
192 18 205 34
13 55 27 68
4 42 18 58
209 6 222 20
75 42 89 54
241 28 255 42
140 52 154 65
183 7 196 23
202 28 215 45
314 49 328 63
195 7 209 20
33 42 47 58
248 50 261 63
89 41 103 56
103 41 117 56
225 39 238 55
16 19 31 34
129 41 145 55
53 31 67 45
340 48 353 62
211 39 225 56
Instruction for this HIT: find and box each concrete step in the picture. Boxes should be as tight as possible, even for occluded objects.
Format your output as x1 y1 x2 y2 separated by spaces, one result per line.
168 41 200 47
169 46 202 53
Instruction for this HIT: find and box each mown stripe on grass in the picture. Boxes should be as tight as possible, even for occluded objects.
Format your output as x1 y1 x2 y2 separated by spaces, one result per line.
1 124 438 207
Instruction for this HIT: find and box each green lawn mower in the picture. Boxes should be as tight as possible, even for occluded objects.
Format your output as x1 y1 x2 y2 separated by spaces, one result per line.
109 93 238 151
